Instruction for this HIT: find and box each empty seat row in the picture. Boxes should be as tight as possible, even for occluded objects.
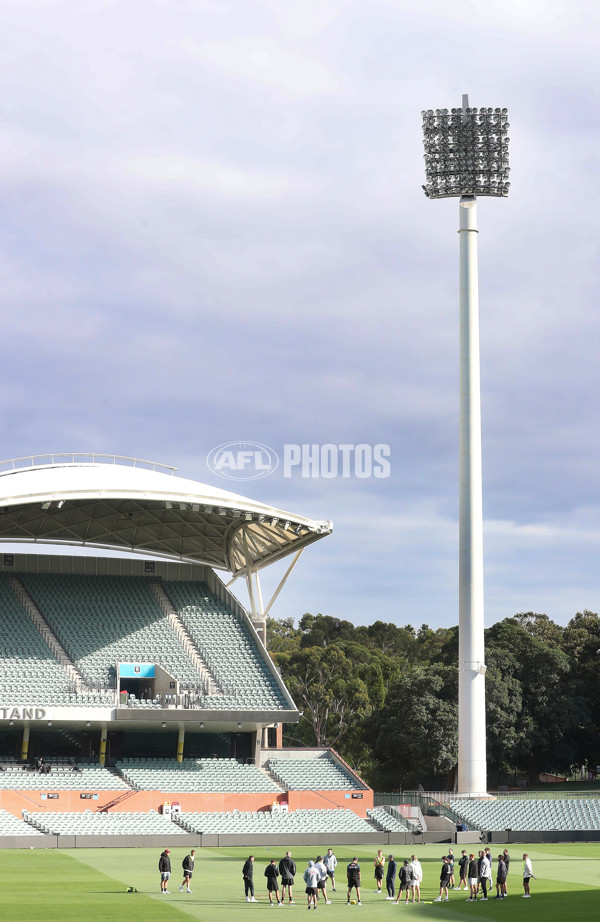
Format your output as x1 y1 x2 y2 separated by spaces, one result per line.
115 757 280 793
267 758 362 791
23 809 187 836
450 797 600 831
163 581 288 710
175 807 374 835
367 807 411 832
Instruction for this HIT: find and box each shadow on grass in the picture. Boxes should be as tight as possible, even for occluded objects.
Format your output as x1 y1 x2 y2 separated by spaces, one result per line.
411 887 599 921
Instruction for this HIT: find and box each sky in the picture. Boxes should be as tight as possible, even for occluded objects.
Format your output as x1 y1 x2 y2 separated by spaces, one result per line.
1 0 600 631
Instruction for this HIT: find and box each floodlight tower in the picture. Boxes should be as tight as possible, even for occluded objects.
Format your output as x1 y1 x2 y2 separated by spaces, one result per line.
421 95 510 795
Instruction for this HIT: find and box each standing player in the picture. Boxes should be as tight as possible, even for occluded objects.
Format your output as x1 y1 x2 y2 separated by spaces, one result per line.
479 850 492 901
447 849 456 889
279 851 296 904
522 854 534 898
409 855 423 904
304 860 319 910
374 850 385 893
243 855 257 902
466 853 478 902
433 856 451 902
158 848 171 894
324 848 338 892
476 850 484 899
458 850 469 890
265 858 282 906
179 849 195 893
502 849 510 896
385 854 397 899
347 857 362 905
395 860 412 905
494 854 507 899
315 856 331 904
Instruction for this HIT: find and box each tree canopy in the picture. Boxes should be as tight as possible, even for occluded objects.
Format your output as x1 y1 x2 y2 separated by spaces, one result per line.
267 609 599 789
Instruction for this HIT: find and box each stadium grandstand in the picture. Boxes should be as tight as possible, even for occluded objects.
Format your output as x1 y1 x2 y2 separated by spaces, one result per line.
0 454 387 847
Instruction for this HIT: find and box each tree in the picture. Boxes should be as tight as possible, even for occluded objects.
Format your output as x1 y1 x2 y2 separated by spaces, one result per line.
485 617 586 778
298 613 356 648
563 611 600 768
355 621 418 663
275 646 371 751
513 612 564 648
266 616 300 653
367 665 458 790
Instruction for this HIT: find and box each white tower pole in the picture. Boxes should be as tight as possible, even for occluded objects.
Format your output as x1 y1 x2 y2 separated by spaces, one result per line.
457 113 487 794
422 95 509 795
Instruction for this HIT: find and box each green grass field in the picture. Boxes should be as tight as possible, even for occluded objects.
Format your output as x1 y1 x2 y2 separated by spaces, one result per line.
2 842 599 922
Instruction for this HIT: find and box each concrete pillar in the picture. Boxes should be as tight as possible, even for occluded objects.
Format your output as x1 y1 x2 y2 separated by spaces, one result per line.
21 725 30 762
99 725 108 767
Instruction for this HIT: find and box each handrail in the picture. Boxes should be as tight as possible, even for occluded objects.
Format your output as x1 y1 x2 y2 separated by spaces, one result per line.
0 453 177 474
403 789 600 802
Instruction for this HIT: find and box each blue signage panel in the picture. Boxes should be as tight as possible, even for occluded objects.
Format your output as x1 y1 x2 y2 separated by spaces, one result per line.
119 663 155 678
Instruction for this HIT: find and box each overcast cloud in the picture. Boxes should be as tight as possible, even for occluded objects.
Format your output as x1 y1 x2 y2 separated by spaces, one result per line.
1 0 599 629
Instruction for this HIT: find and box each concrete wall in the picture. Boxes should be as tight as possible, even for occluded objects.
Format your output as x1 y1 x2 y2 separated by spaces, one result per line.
0 835 57 849
485 829 600 845
3 828 600 850
422 814 456 833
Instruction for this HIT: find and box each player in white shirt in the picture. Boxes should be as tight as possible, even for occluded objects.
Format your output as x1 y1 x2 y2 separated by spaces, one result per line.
324 849 338 892
522 854 534 898
314 856 331 904
479 853 492 901
304 860 320 910
409 855 423 903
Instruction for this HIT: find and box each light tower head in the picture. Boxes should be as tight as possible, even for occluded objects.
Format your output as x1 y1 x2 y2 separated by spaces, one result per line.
421 97 510 200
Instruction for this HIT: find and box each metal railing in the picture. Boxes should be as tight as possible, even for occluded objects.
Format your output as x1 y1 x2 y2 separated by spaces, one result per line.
403 789 600 802
0 453 177 474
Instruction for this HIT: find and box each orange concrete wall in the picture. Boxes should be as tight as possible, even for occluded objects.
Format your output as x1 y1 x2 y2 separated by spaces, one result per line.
288 789 373 815
0 790 285 816
0 787 372 818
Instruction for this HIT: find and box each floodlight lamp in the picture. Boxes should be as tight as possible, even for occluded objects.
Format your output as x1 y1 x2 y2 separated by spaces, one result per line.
421 101 510 199
218 507 227 516
244 512 253 521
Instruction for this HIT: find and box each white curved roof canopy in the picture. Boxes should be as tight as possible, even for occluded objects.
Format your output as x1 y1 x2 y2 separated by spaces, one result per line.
0 457 333 576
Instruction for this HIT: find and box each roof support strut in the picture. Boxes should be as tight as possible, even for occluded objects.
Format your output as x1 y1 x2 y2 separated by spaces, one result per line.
263 549 304 618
